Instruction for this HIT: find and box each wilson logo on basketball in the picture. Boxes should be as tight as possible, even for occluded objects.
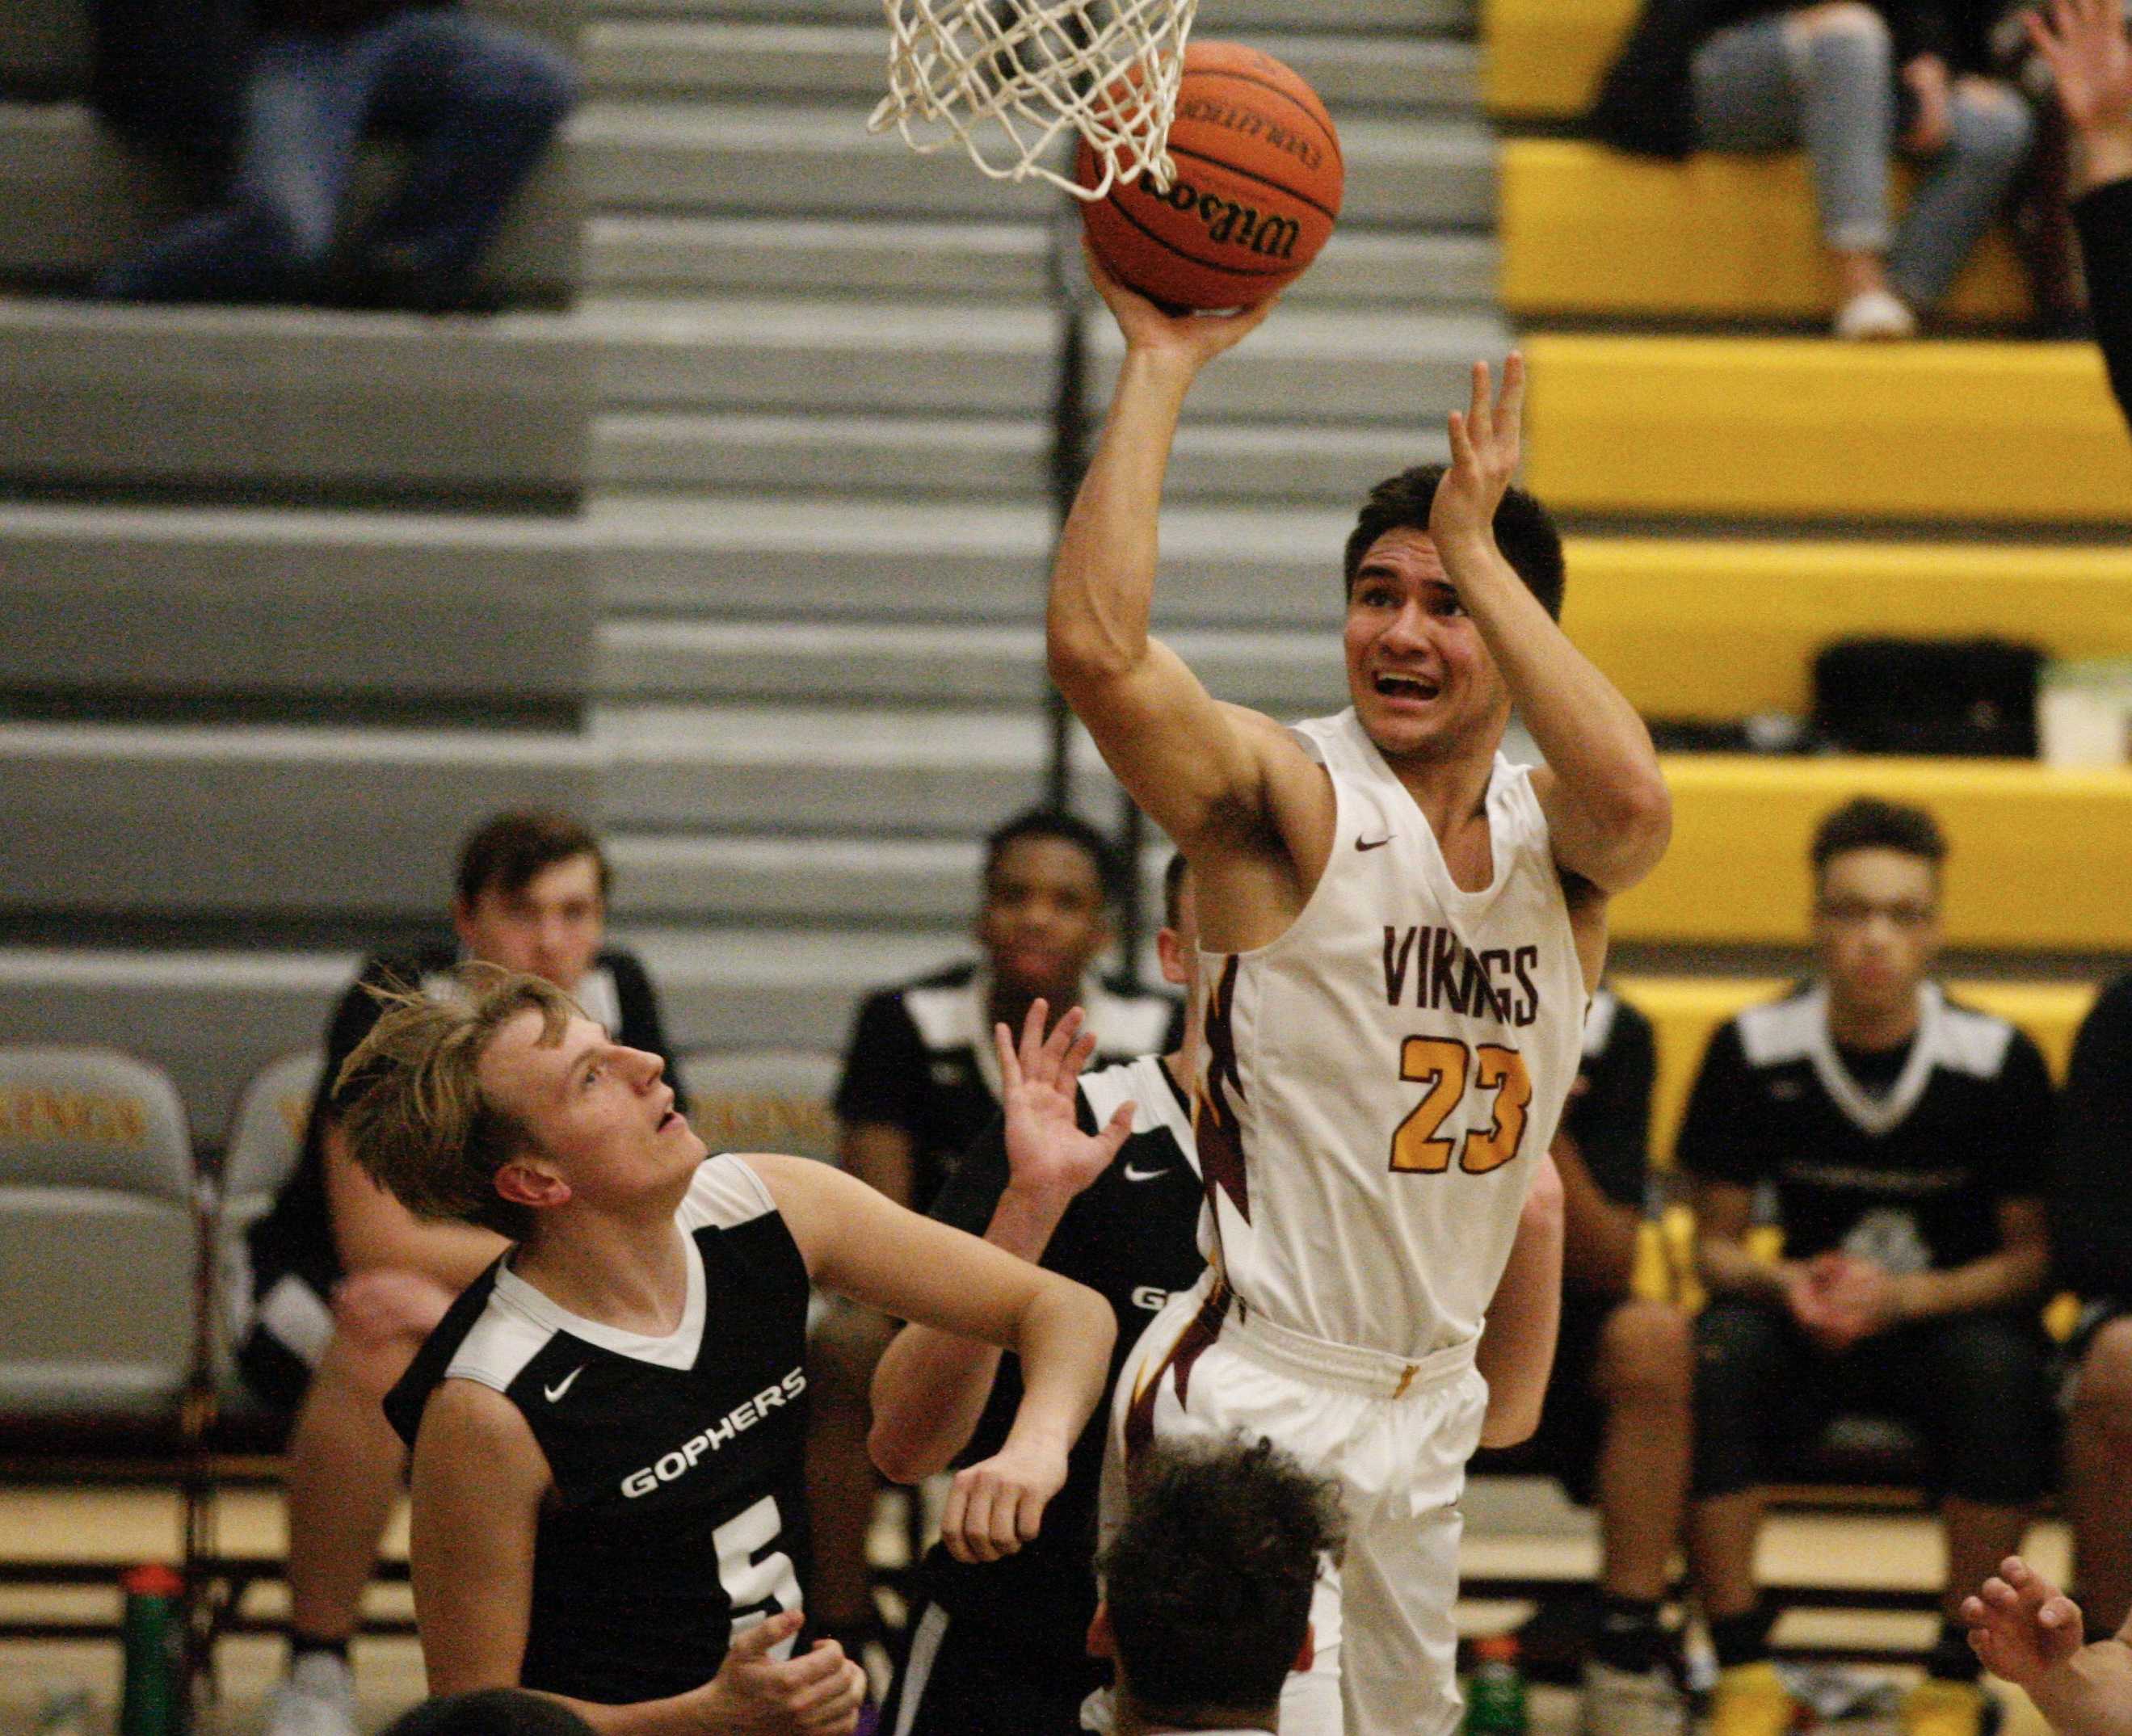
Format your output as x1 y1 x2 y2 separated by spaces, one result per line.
1150 179 1301 260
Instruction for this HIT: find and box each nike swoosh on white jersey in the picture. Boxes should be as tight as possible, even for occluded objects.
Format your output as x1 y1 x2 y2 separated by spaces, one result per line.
544 1365 586 1403
1121 1162 1167 1183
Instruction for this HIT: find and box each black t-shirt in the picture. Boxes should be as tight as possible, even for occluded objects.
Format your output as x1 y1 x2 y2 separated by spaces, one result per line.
1566 986 1656 1214
833 962 1180 1211
247 944 676 1305
2051 973 2132 1299
385 1157 811 1704
915 1053 1207 1671
1677 983 2050 1271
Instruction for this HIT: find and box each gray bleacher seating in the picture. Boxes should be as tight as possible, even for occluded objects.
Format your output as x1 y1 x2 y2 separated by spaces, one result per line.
676 1048 842 1164
0 300 594 501
0 721 600 918
0 1045 200 1422
0 503 594 707
0 104 582 299
213 1048 322 1379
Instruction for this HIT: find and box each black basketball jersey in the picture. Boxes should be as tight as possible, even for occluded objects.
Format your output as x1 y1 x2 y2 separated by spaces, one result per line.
916 1053 1208 1668
385 1156 811 1704
1677 981 2052 1270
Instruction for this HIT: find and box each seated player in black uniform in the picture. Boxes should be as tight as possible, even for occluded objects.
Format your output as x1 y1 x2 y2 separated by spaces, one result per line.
1091 1438 1344 1736
1680 797 2055 1736
345 967 1115 1736
1471 986 1695 1736
238 809 675 1736
812 809 1178 1656
868 857 1567 1736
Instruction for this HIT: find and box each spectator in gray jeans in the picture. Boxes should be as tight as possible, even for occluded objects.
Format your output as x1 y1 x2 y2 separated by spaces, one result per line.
1593 1 2037 338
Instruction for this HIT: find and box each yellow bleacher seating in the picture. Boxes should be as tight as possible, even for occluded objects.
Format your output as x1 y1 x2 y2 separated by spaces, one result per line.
1523 333 2132 524
1483 0 1636 120
1618 757 2132 950
1614 974 2098 1162
1501 139 2030 325
1562 538 2132 721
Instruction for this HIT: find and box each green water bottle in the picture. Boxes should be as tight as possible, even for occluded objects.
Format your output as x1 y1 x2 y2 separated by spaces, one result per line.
120 1563 187 1736
1464 1632 1529 1736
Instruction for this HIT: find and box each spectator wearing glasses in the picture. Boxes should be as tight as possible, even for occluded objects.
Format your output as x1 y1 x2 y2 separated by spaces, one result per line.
1676 797 2054 1736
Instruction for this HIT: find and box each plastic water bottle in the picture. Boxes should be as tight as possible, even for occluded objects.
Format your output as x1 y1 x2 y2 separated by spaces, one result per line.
1464 1633 1530 1736
120 1562 187 1736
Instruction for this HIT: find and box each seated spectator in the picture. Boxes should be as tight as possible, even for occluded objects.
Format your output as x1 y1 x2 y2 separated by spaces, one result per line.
2046 971 2132 1633
806 808 1178 1659
92 0 575 312
1592 1 2036 338
238 810 675 1736
1090 1438 1344 1736
1964 1555 2132 1736
2028 0 2132 424
1679 796 2054 1736
1473 986 1696 1736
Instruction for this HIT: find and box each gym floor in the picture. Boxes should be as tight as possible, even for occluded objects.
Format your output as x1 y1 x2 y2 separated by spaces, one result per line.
0 1479 2068 1736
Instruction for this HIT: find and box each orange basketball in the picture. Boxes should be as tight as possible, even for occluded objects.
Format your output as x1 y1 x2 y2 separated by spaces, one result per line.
1078 40 1344 312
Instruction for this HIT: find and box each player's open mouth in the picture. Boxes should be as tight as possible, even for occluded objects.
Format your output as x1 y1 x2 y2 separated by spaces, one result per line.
1373 674 1439 701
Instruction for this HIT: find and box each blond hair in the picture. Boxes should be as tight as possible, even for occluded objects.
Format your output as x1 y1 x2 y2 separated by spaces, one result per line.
334 965 580 1240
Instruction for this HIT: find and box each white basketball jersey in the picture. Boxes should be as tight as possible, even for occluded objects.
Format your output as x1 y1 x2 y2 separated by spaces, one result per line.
1193 709 1587 1360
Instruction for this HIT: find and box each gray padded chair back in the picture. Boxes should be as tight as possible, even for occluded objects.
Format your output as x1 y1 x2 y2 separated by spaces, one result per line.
216 1049 324 1358
676 1049 843 1166
0 1046 199 1419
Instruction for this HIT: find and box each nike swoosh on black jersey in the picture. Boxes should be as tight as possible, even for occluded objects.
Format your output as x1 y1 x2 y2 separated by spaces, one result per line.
544 1365 586 1403
1122 1163 1167 1183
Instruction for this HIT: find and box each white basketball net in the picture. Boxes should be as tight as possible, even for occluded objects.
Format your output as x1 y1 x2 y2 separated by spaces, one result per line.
869 0 1198 200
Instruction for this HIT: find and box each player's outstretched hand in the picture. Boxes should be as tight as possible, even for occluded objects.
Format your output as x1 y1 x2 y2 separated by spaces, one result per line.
2027 0 2132 144
692 1610 868 1734
1430 355 1526 562
1082 237 1277 372
998 1000 1137 1204
1962 1555 2086 1692
940 1435 1069 1564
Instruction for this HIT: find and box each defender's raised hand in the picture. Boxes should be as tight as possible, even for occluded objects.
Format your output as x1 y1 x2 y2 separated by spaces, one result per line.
1431 355 1528 561
996 1000 1137 1204
1962 1555 2086 1691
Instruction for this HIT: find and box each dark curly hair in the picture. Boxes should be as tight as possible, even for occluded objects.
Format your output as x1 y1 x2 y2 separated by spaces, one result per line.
1810 796 1948 881
1102 1438 1344 1721
1343 464 1566 620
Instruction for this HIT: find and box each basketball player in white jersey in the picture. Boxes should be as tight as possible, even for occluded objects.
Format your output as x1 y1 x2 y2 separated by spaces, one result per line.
1048 251 1673 1736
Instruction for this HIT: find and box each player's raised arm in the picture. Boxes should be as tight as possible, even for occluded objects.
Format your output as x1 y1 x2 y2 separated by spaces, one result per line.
1047 250 1301 855
1429 357 1671 897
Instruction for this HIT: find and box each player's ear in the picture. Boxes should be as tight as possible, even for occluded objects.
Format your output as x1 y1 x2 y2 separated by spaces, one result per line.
1155 925 1188 988
1086 1602 1116 1660
1294 1620 1315 1675
495 1159 570 1212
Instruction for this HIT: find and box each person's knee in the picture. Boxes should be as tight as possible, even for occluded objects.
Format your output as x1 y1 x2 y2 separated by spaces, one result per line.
1952 82 2035 166
2075 1318 2132 1445
1926 1317 2054 1499
1595 1297 1694 1411
463 39 579 141
1790 2 1892 47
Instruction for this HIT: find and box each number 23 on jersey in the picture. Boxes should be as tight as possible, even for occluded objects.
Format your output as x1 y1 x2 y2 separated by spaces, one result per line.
1389 1038 1532 1175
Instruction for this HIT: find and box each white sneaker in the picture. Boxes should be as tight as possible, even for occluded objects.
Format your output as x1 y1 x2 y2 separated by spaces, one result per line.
1579 1658 1687 1736
262 1653 357 1736
1833 288 1918 340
